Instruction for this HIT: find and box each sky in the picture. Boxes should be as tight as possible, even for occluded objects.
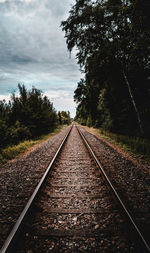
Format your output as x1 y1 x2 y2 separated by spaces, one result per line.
0 0 82 117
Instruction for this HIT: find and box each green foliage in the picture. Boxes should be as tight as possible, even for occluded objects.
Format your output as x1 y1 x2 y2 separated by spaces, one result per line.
86 115 92 127
0 84 72 153
58 111 62 125
97 88 113 130
98 128 150 162
1 141 33 161
0 119 9 149
0 125 65 164
9 121 31 144
62 0 150 137
58 111 71 125
0 84 60 150
9 84 58 137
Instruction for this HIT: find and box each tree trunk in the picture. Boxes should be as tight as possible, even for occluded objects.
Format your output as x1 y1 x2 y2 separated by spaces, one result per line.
122 69 143 135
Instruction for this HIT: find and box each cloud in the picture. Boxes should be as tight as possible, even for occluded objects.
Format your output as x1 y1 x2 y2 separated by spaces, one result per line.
0 0 77 74
46 90 76 117
0 0 81 117
0 94 10 101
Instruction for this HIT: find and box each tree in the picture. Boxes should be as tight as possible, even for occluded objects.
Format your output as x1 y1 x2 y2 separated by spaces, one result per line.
0 84 59 149
59 111 71 125
9 84 58 137
62 0 150 136
58 111 62 125
0 119 9 149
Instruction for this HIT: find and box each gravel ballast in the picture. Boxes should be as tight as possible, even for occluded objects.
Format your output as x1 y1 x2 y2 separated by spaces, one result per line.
13 125 137 252
0 126 70 249
0 124 150 251
79 125 150 242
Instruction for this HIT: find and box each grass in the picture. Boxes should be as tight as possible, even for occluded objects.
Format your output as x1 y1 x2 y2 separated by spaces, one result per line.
0 125 66 164
84 126 150 162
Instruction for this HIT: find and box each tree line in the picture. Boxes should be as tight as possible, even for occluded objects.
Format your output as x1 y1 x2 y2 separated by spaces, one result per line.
0 84 71 150
61 0 150 137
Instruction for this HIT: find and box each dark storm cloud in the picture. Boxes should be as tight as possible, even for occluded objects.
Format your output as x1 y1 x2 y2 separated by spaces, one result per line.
11 55 36 64
0 0 76 69
0 0 80 116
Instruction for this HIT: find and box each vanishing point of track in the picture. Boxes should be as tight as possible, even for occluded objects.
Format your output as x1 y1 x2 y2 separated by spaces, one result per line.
1 124 150 252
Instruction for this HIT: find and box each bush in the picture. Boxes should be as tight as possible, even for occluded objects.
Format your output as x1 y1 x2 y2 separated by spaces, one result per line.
1 141 34 161
86 115 92 127
9 121 31 144
0 125 64 164
99 128 150 161
0 119 9 149
0 84 61 149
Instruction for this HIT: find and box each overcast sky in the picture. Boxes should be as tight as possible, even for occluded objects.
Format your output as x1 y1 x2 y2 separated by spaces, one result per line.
0 0 82 117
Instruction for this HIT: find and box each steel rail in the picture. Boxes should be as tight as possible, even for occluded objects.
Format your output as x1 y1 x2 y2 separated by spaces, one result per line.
0 124 73 253
76 124 150 252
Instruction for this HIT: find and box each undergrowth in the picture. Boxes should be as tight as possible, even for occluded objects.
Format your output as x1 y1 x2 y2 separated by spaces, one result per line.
0 125 65 164
85 126 150 162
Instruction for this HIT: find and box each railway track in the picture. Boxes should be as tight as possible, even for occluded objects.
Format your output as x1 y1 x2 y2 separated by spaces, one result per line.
1 124 150 252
